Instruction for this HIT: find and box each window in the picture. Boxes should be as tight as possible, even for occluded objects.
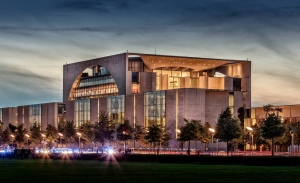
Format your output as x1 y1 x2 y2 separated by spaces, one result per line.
29 104 41 128
144 91 165 127
74 99 90 127
107 95 125 124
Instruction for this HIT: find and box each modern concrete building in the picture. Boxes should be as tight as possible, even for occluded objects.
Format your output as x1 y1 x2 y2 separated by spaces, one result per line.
0 102 65 130
245 104 300 127
63 52 251 149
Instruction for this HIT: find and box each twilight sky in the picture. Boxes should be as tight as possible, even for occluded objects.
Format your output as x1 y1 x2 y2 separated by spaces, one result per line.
1 0 300 108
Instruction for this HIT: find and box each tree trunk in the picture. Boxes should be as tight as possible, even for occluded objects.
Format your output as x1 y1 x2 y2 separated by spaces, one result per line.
271 138 274 156
188 140 190 155
227 141 229 156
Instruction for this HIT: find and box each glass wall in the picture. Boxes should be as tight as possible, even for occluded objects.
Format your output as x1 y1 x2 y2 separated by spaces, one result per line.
71 66 118 100
144 91 166 127
107 95 125 124
29 104 41 128
74 98 90 127
154 69 193 90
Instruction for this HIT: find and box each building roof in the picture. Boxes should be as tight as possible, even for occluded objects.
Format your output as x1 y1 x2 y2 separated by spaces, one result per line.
128 53 249 71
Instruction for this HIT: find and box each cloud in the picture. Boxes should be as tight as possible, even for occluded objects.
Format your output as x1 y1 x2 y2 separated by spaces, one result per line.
0 64 61 107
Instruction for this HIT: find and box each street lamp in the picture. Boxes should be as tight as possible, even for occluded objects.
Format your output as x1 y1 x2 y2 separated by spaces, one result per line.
76 132 82 152
290 129 295 155
41 134 46 150
209 128 215 156
58 133 63 148
246 127 253 154
25 134 30 149
176 129 181 153
10 135 15 148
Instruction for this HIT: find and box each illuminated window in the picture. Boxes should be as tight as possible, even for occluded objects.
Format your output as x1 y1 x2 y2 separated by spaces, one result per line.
29 104 41 128
144 91 165 127
70 65 118 100
74 98 90 127
107 95 125 124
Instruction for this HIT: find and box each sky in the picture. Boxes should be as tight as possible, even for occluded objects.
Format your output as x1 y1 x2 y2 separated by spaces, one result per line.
1 0 300 108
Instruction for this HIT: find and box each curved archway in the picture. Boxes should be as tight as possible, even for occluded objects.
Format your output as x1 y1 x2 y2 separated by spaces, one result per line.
69 65 119 100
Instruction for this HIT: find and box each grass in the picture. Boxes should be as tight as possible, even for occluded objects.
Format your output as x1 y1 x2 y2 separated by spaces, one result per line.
0 158 299 183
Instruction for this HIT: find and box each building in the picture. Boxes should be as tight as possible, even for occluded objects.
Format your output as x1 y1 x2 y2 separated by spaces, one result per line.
0 102 65 130
245 104 300 127
63 52 251 149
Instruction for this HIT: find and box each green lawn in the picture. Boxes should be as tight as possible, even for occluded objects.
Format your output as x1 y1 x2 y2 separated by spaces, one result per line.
0 158 299 183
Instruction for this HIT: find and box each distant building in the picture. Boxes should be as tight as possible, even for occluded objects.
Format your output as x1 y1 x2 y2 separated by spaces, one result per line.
0 102 65 130
245 104 300 126
63 52 251 149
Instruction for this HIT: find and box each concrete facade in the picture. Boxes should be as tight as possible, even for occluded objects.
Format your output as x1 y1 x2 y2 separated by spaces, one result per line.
245 104 300 128
62 52 251 150
0 102 65 130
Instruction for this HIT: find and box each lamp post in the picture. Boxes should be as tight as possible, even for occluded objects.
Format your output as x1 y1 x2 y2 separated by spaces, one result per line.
41 134 46 150
246 127 253 154
209 128 215 156
25 134 30 149
76 132 82 152
10 134 15 148
290 130 294 155
58 133 63 148
176 129 181 153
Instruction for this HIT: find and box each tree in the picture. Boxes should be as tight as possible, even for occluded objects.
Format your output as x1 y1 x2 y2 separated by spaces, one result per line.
215 107 243 155
178 119 203 155
94 111 114 148
1 127 12 146
79 121 95 147
263 104 274 117
274 120 292 152
64 121 76 147
144 124 171 153
30 122 42 148
261 113 285 156
45 124 58 148
14 123 27 148
263 104 283 117
292 120 300 149
0 121 3 145
132 125 145 148
116 119 133 152
202 122 212 151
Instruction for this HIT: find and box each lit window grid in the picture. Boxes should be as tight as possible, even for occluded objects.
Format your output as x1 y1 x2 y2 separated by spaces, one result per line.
74 98 90 127
144 91 166 127
107 95 125 124
29 104 42 128
154 69 193 90
72 83 118 99
79 75 115 87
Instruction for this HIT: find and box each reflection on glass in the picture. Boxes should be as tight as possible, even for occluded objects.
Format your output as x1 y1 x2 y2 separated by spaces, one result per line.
75 98 90 127
144 91 165 127
107 95 125 124
29 104 41 128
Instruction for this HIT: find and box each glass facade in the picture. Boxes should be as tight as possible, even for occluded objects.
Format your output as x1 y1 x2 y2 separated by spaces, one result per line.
74 98 90 127
154 69 193 90
71 66 118 100
144 91 165 127
29 104 41 127
107 95 125 124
